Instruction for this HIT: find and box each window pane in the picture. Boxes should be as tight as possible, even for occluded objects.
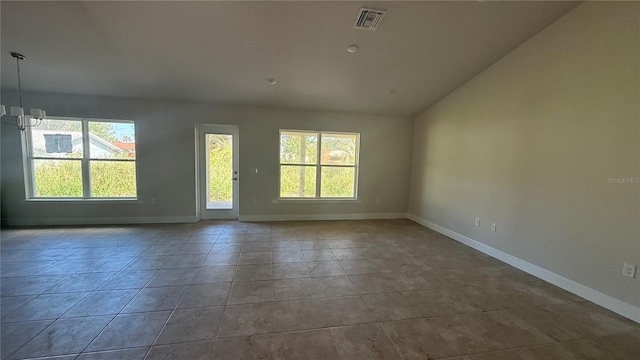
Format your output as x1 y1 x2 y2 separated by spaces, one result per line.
33 159 83 197
207 134 233 209
90 161 137 197
321 166 355 198
280 131 317 164
31 119 83 158
89 121 136 159
321 133 357 165
280 165 316 197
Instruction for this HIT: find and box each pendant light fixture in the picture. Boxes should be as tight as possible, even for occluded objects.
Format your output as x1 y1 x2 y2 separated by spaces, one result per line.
0 52 46 131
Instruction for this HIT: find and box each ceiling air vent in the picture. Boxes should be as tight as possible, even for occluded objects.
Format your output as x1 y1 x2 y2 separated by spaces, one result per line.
353 8 386 31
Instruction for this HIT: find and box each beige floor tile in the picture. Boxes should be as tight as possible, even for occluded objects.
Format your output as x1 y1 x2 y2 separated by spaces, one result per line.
401 289 484 317
303 250 337 261
516 339 604 360
273 299 329 332
76 348 149 360
426 313 511 355
178 283 231 308
155 307 223 344
298 240 330 249
462 350 525 360
313 276 358 297
361 292 423 321
587 332 640 360
507 305 596 341
272 241 301 251
316 296 376 327
483 310 556 348
273 250 305 263
211 335 274 360
239 252 273 265
146 340 214 360
349 274 398 294
242 242 273 252
544 301 639 337
219 303 275 337
228 280 274 304
191 266 235 284
381 318 463 359
507 280 583 306
339 259 383 275
274 329 340 359
234 264 273 281
274 278 317 300
273 262 309 279
307 261 346 277
202 252 240 266
330 323 402 360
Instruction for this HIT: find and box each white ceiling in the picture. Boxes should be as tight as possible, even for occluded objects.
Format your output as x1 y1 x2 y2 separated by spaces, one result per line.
1 1 580 117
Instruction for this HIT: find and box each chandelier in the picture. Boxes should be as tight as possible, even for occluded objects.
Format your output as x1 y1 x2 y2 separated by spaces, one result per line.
0 52 46 131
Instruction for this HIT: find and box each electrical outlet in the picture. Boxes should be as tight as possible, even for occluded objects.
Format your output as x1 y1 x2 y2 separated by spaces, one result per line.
622 263 637 279
151 197 157 205
491 223 497 231
475 218 480 227
252 197 258 205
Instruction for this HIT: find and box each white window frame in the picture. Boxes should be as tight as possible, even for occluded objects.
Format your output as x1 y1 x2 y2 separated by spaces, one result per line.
22 116 138 200
279 129 360 200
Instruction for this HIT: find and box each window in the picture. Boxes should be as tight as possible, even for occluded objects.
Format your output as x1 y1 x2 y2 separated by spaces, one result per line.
279 130 359 199
24 117 137 199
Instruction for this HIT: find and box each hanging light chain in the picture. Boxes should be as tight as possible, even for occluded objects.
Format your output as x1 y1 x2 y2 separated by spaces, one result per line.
16 55 23 109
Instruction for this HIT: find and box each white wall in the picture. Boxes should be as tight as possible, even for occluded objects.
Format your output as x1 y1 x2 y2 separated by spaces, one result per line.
1 92 413 225
409 0 639 313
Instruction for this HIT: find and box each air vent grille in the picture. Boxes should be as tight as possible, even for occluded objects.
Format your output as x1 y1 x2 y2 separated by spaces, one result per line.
353 8 386 31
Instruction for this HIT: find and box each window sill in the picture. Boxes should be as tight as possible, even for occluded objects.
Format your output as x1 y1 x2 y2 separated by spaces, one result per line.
23 198 141 204
272 198 360 204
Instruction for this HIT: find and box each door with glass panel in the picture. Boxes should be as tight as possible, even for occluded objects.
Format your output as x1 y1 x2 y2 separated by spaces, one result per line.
197 124 239 219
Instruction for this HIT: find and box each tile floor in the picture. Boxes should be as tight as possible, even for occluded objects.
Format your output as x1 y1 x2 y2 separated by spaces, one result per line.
1 219 638 360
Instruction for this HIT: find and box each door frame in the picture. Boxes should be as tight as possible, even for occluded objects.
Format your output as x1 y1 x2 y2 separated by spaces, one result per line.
196 124 239 220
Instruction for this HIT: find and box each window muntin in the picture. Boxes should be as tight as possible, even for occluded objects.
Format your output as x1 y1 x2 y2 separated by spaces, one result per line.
26 117 137 199
279 130 359 199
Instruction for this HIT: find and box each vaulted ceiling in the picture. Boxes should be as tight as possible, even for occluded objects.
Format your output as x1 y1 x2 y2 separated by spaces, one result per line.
1 1 580 116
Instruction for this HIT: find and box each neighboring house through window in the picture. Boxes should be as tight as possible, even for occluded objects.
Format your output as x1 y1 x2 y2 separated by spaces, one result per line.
24 117 137 198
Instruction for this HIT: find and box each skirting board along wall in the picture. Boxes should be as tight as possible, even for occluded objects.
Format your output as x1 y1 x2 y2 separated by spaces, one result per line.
238 213 407 222
407 213 640 324
3 216 199 227
2 213 406 227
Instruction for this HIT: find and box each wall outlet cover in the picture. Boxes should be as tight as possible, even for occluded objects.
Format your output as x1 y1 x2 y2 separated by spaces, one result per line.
622 263 636 279
475 218 480 226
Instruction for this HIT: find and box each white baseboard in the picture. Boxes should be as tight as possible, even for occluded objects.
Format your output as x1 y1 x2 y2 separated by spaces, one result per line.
3 216 199 227
238 212 407 222
407 213 640 324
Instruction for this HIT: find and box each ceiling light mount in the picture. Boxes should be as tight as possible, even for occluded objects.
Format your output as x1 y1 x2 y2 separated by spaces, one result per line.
11 52 25 61
347 44 359 53
1 51 46 131
265 78 278 85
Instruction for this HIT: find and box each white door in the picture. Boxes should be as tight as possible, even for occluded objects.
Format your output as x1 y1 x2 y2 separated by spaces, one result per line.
197 124 239 219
